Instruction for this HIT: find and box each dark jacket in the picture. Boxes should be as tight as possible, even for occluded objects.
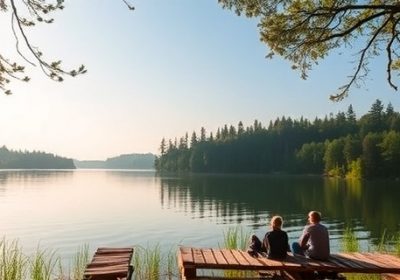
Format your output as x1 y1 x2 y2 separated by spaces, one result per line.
263 229 290 259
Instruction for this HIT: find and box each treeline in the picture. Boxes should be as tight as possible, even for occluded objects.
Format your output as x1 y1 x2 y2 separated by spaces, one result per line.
74 153 156 169
155 100 400 179
0 146 75 169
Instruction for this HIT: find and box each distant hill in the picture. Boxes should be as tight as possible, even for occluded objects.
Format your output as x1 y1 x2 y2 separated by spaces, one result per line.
0 146 75 169
74 153 156 169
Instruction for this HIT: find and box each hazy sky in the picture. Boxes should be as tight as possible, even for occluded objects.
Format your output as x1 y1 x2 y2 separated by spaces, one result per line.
1 0 399 160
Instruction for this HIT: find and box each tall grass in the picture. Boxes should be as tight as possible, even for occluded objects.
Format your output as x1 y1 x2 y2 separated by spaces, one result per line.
0 238 26 280
133 244 177 280
341 227 359 253
70 244 89 280
30 248 59 280
221 226 251 250
0 239 91 280
394 232 400 257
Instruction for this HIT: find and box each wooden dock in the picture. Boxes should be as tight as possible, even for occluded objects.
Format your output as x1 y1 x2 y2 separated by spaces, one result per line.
178 247 400 279
83 247 134 280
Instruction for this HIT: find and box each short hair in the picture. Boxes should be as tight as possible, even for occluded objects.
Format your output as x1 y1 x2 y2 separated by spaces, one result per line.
308 211 321 222
270 215 283 229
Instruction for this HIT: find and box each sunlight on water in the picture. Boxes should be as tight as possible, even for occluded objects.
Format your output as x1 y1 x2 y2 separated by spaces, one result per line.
1 170 399 262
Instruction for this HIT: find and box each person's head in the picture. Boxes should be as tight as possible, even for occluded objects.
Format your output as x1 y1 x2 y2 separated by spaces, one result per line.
270 215 283 230
308 211 322 224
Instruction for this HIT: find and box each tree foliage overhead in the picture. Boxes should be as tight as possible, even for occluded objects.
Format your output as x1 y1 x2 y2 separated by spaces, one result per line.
218 0 400 101
0 0 89 95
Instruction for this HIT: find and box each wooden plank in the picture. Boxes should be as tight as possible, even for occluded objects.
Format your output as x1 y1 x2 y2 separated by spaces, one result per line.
231 250 250 265
281 254 305 270
211 248 228 265
86 261 130 267
365 253 400 268
92 258 130 263
256 256 284 268
220 249 239 265
325 256 351 269
97 247 133 253
352 252 395 269
193 248 206 264
383 273 400 280
93 253 131 258
84 264 129 271
179 247 194 264
84 269 128 276
240 251 265 267
202 248 217 265
337 253 381 270
330 254 366 270
92 255 131 260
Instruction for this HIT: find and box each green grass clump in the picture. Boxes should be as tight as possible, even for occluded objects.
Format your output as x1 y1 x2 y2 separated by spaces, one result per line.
394 232 400 257
70 244 89 280
341 227 359 253
134 244 177 280
0 238 26 280
30 248 59 280
221 226 251 250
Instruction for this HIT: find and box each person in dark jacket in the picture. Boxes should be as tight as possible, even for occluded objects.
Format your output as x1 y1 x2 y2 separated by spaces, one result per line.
248 215 290 260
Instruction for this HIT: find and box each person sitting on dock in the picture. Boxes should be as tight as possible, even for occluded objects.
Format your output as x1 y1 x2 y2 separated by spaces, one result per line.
248 215 290 260
292 210 330 260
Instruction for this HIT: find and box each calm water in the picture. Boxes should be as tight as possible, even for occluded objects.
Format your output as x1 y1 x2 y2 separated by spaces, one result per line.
1 170 399 261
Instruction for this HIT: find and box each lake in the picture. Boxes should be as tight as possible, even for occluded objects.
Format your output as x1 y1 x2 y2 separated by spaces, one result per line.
1 170 399 262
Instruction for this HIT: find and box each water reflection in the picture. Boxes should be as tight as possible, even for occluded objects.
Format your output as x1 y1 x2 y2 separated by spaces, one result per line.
160 174 400 241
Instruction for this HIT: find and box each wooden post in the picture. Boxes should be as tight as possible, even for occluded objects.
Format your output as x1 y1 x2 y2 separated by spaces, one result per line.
181 266 196 279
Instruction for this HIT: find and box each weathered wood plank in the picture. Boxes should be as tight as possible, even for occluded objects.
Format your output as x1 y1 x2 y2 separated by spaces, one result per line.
97 247 132 252
256 256 284 268
83 247 133 280
86 260 130 267
281 254 305 269
329 254 366 269
220 249 239 265
337 253 381 269
84 264 129 272
383 273 400 280
212 248 228 265
193 248 206 264
231 250 250 266
91 257 131 264
179 247 194 264
84 269 128 276
364 253 400 268
352 252 394 269
240 251 265 267
202 248 217 265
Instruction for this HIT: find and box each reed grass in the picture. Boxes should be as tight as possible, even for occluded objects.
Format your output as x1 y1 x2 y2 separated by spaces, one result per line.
29 248 59 280
394 232 400 257
0 238 26 280
70 244 89 280
133 243 178 280
341 227 359 253
221 226 251 250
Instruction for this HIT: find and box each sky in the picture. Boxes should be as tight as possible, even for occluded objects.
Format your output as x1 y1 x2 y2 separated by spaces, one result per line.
1 0 399 160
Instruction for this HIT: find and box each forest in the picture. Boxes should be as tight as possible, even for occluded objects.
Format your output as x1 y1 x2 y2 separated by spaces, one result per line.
0 146 75 169
155 100 400 179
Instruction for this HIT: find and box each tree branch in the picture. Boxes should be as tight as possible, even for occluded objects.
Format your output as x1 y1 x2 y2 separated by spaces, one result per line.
331 15 393 101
